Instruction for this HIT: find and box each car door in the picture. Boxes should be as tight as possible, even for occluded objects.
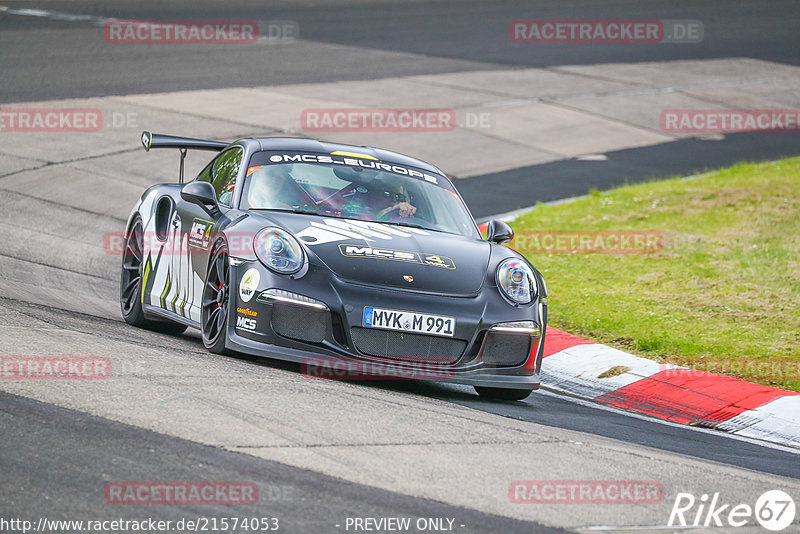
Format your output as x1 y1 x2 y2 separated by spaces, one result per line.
173 146 243 323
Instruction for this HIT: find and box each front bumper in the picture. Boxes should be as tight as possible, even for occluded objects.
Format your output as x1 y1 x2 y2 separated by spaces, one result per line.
226 261 546 390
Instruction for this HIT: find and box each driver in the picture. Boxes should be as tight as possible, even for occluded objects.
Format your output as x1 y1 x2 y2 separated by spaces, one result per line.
374 182 417 220
247 165 303 209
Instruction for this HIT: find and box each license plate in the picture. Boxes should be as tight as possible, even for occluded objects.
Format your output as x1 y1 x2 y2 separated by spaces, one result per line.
362 307 455 337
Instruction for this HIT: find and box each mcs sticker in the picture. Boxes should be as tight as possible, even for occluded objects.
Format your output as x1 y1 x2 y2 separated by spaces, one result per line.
236 315 257 331
188 218 214 249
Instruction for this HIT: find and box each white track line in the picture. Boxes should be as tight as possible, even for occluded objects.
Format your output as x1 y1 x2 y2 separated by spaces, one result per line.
0 6 294 43
0 6 118 25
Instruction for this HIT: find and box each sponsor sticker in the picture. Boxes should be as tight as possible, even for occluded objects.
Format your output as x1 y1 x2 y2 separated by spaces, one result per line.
339 245 455 269
266 153 443 184
188 218 214 250
297 218 430 246
239 268 260 303
235 315 257 331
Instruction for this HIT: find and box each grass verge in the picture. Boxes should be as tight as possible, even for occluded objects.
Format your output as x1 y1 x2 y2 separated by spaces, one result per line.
508 157 800 391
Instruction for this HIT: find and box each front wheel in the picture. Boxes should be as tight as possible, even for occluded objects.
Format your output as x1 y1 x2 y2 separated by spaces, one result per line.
474 386 532 401
201 241 231 354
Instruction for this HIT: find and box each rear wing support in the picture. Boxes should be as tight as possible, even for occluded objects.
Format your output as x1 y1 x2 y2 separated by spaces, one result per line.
178 148 188 185
140 131 228 184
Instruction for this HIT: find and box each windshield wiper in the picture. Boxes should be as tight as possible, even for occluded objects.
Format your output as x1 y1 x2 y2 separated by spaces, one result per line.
253 208 322 216
288 208 321 216
382 220 429 230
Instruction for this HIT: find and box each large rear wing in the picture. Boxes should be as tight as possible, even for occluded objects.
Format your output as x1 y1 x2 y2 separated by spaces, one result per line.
140 131 228 183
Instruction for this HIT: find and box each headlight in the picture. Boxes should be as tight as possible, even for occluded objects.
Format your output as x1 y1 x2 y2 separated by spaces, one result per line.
254 228 304 274
497 258 537 304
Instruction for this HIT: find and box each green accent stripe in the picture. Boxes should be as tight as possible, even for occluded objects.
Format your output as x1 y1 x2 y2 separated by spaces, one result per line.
179 286 188 318
160 273 171 309
171 283 180 313
141 260 151 304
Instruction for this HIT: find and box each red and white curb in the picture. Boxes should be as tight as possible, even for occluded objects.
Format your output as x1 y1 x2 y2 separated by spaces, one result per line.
540 328 800 449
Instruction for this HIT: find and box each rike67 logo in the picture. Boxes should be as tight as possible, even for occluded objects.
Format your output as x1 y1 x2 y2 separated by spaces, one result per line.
669 490 796 531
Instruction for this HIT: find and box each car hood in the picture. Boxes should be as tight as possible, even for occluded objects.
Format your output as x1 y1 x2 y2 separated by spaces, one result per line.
265 213 490 295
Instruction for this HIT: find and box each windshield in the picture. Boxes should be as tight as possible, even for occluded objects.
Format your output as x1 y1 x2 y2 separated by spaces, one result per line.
240 151 480 238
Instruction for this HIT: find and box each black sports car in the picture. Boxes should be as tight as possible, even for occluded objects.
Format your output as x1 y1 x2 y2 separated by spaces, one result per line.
120 131 547 400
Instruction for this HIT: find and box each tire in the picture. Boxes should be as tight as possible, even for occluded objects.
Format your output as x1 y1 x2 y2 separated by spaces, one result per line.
120 216 187 335
201 240 231 355
474 386 533 401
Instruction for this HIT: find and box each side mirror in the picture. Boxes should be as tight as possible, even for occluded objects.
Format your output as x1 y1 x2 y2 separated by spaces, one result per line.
181 181 221 217
486 220 514 244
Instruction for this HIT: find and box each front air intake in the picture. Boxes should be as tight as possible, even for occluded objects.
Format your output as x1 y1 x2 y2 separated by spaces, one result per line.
350 327 466 364
271 302 327 343
479 331 531 367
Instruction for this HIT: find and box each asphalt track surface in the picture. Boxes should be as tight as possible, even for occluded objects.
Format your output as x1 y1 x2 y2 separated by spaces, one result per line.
463 132 800 219
2 1 800 532
1 0 799 102
0 391 564 534
3 0 800 217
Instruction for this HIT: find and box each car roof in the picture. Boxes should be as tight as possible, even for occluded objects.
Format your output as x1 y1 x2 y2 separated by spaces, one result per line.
236 137 446 177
